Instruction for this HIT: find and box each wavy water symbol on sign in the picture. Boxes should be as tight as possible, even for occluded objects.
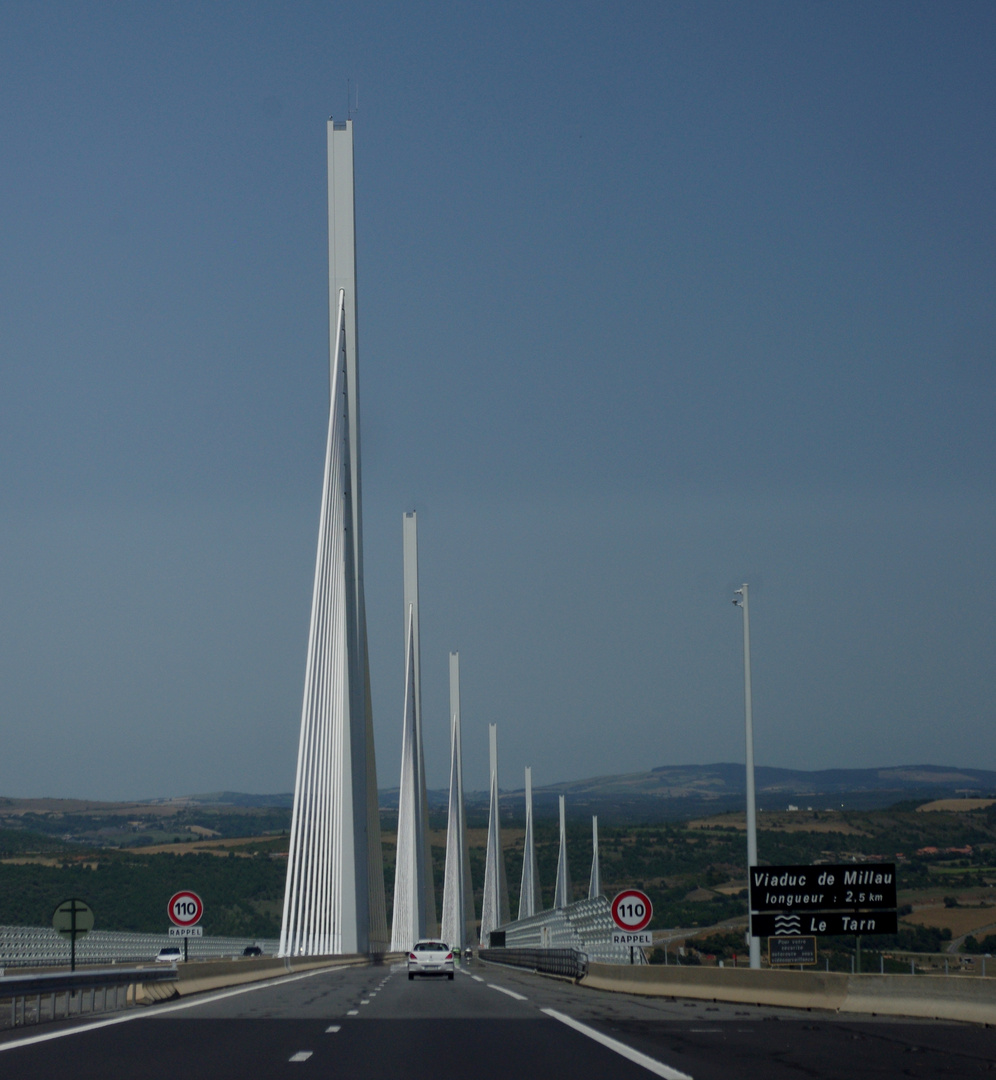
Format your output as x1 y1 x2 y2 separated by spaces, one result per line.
773 914 802 934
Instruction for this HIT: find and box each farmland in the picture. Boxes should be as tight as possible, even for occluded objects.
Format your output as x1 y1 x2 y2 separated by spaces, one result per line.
3 794 996 956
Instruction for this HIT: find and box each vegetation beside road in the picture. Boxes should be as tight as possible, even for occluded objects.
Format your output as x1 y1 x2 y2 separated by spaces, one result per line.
3 798 996 953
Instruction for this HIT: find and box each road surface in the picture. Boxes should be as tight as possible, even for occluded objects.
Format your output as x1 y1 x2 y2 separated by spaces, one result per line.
1 956 991 1078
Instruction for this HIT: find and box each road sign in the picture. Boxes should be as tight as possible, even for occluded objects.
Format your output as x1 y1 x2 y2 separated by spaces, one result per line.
53 898 94 940
611 930 653 946
52 898 94 973
168 890 204 927
750 864 897 913
769 936 817 966
168 925 204 937
751 910 898 938
611 889 653 933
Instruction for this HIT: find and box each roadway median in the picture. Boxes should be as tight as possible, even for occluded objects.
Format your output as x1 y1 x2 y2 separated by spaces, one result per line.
136 953 400 1003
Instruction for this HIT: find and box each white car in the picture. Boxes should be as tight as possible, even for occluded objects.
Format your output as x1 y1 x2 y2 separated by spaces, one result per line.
408 940 455 980
156 946 182 964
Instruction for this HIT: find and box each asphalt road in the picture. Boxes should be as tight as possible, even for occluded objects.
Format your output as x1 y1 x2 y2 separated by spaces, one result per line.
1 957 993 1079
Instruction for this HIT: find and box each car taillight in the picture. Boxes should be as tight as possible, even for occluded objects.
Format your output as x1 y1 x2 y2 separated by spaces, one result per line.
445 952 453 960
409 953 417 961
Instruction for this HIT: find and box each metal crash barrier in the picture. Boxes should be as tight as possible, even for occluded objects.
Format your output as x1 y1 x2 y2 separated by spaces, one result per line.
1 966 179 1029
478 947 589 981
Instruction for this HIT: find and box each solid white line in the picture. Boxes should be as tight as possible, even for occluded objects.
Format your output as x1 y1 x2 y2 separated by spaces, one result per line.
487 983 527 1001
289 1051 313 1062
325 1025 341 1033
0 966 337 1054
541 1008 693 1080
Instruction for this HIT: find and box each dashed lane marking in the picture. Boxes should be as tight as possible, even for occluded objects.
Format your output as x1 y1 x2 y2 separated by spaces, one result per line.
289 1051 313 1062
541 1009 693 1080
325 1026 341 1033
487 984 528 1001
346 1009 359 1016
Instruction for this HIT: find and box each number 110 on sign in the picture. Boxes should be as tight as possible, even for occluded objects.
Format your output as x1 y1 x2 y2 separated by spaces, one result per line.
168 890 203 927
611 889 653 933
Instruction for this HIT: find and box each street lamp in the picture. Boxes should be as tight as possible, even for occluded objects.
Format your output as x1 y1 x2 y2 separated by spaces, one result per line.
733 584 761 969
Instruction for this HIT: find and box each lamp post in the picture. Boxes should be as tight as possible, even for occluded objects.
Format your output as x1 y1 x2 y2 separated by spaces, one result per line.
734 583 761 969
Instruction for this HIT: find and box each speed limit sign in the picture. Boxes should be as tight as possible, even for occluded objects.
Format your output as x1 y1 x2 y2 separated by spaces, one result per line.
611 889 653 933
168 890 204 927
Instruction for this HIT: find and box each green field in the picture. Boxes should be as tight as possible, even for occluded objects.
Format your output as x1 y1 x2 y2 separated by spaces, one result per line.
2 799 995 952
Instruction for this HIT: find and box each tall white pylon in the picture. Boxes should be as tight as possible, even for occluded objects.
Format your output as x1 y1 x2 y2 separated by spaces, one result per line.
391 606 428 951
588 815 602 899
396 512 436 939
518 766 542 920
480 724 510 945
553 795 572 909
280 119 387 957
441 652 474 949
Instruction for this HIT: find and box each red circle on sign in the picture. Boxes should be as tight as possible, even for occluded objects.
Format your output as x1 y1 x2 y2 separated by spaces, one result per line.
611 889 653 932
168 890 203 927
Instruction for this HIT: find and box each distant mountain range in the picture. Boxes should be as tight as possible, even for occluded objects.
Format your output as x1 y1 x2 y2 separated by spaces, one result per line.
193 763 996 820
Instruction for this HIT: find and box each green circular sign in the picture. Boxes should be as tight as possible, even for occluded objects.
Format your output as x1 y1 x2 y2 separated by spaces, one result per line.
52 897 94 940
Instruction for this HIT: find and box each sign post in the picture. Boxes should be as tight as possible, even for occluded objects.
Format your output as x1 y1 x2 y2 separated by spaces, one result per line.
52 898 94 972
611 890 653 964
167 891 204 962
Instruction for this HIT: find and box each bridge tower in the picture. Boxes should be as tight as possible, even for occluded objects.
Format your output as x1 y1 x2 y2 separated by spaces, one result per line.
391 513 437 949
553 795 572 909
441 652 474 949
518 766 542 919
279 120 388 956
480 724 510 944
588 815 602 899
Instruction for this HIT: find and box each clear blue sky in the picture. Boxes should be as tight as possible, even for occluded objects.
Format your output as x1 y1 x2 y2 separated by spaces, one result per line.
1 1 994 800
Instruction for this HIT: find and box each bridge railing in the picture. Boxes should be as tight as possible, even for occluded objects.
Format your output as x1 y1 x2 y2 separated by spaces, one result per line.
478 947 588 980
0 925 278 968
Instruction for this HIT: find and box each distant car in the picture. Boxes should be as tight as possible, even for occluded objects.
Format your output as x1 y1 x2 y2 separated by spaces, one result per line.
156 947 182 964
242 945 263 957
408 940 455 980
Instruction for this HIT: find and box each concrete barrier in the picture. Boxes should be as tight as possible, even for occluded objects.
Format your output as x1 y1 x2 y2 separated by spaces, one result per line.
136 953 402 1003
582 963 996 1024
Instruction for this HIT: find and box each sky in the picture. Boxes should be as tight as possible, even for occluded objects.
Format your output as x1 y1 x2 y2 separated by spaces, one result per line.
1 1 994 801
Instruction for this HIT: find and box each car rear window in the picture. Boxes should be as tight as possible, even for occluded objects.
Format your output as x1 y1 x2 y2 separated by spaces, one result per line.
414 942 447 951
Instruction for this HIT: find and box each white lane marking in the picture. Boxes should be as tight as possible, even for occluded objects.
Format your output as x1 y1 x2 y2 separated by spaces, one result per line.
487 983 528 1001
0 966 338 1054
360 999 370 1004
325 1025 341 1033
346 1009 359 1016
289 1051 313 1062
541 1008 693 1080
471 975 485 983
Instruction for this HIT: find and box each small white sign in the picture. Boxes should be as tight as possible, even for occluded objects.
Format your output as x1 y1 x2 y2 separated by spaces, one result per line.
168 925 204 937
612 930 653 946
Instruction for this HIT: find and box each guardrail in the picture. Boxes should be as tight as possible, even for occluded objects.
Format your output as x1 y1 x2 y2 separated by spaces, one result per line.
479 948 589 980
1 966 179 1030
